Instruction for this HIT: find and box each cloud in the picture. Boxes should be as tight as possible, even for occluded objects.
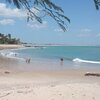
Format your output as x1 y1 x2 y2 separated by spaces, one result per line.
0 19 15 25
54 28 63 32
0 3 26 18
27 21 47 30
77 28 93 37
78 33 91 37
80 28 92 32
78 32 100 38
31 8 39 14
0 3 39 18
96 33 100 37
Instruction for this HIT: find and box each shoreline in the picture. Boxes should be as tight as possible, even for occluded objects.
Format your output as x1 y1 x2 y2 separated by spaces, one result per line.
0 52 100 84
0 44 24 50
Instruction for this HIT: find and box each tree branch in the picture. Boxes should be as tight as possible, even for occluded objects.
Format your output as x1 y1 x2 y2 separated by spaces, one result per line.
6 0 70 32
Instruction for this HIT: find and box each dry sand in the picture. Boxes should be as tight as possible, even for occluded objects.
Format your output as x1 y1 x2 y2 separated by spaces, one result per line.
0 69 100 100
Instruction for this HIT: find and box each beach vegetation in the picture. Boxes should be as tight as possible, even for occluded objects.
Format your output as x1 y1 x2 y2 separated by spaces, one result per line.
0 33 20 44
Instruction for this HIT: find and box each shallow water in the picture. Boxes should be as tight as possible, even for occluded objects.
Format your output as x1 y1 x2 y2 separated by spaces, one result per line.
0 46 100 71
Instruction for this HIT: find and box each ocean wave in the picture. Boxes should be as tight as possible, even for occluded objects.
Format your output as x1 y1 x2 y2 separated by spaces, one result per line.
73 58 100 64
0 51 17 57
0 51 24 61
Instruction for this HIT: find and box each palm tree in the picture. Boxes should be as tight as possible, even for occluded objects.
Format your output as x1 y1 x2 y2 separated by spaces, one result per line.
8 34 11 40
0 33 20 44
0 33 2 37
0 33 4 38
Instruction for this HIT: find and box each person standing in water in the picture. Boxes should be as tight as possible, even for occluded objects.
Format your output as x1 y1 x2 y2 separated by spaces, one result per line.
26 58 31 63
60 58 63 66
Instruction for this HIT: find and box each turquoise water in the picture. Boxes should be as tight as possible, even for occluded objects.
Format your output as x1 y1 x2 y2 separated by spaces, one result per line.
1 46 100 70
15 46 100 61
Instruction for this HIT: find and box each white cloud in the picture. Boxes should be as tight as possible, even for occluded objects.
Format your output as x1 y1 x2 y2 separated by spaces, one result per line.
54 28 63 32
27 21 47 30
96 33 100 37
78 33 91 37
0 3 26 18
0 19 15 25
0 3 39 18
80 28 92 32
31 8 39 14
77 28 92 37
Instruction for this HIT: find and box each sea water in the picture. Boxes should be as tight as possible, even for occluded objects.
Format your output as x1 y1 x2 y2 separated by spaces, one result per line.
0 46 100 70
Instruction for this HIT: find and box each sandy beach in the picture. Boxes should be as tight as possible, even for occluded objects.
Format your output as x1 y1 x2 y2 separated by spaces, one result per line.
0 0 100 99
0 62 100 100
0 45 100 100
0 44 24 50
0 69 100 100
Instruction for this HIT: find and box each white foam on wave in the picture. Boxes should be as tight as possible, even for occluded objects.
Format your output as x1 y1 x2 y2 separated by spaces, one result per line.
73 58 100 64
0 51 25 61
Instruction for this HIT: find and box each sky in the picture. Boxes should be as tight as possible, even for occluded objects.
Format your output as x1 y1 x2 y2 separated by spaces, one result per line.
0 0 100 45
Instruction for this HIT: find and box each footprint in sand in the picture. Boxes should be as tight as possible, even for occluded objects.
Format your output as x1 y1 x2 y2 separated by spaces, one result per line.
0 92 11 98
